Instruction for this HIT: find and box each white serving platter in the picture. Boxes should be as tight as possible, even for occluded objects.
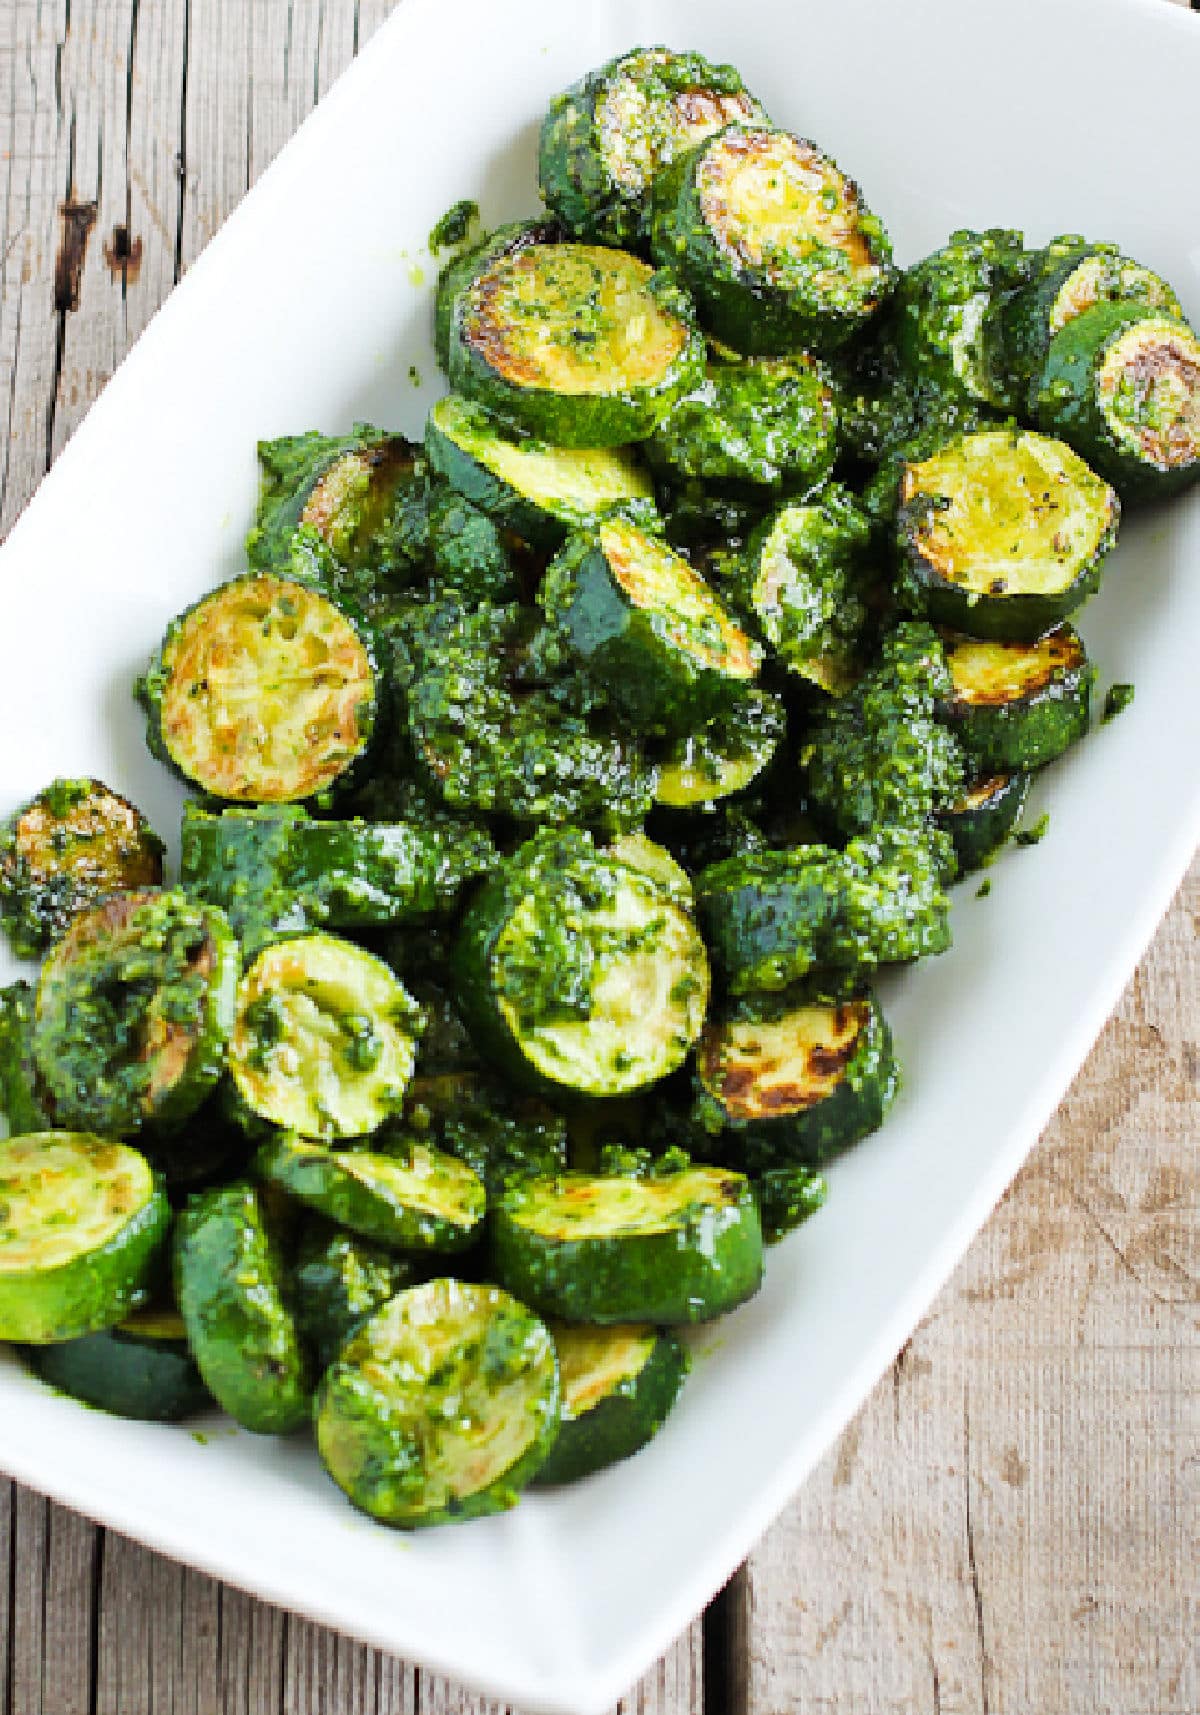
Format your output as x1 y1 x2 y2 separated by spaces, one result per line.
1 0 1197 1708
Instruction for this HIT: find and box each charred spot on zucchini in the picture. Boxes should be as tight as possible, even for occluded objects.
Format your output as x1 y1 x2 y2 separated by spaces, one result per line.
542 517 760 734
449 242 705 447
33 890 238 1137
454 830 710 1099
173 1180 310 1434
0 778 164 959
649 126 895 355
939 771 1031 874
895 428 1119 641
532 1322 688 1486
434 218 561 373
491 1164 763 1324
539 46 768 248
254 1132 485 1253
694 988 898 1169
1033 304 1200 503
291 1219 422 1373
424 393 654 549
138 573 381 803
0 1132 169 1343
938 625 1094 771
229 934 423 1141
654 691 784 809
23 1306 211 1421
0 982 52 1137
315 1278 559 1527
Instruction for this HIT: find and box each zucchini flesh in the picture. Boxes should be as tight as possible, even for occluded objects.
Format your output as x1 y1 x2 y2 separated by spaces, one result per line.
23 1308 211 1422
0 1132 169 1342
315 1278 559 1527
254 1133 485 1253
533 1322 688 1486
0 778 164 959
896 428 1119 640
33 890 238 1137
940 625 1094 770
492 1165 764 1324
941 772 1031 873
230 934 422 1141
139 573 380 802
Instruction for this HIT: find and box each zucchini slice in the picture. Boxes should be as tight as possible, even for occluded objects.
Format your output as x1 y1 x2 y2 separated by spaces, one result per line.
454 831 709 1098
742 487 873 693
889 227 1031 417
645 352 838 491
939 625 1094 770
896 428 1119 640
695 989 897 1169
138 573 381 803
538 47 768 248
649 126 894 355
315 1278 559 1527
543 517 760 733
424 394 654 549
254 1133 485 1254
0 1132 169 1342
448 242 704 447
1034 303 1200 503
173 1180 310 1434
291 1220 423 1372
0 778 164 959
33 890 238 1137
654 691 784 809
0 982 52 1137
179 802 495 950
23 1307 211 1422
229 934 422 1141
491 1165 763 1324
940 771 1031 873
434 218 560 373
532 1322 687 1486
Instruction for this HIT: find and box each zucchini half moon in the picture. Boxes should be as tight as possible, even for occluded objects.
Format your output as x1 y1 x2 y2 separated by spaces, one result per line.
938 624 1094 771
533 1322 688 1486
940 771 1031 874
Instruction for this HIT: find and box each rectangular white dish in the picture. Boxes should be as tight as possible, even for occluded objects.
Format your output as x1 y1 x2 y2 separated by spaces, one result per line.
1 0 1198 1709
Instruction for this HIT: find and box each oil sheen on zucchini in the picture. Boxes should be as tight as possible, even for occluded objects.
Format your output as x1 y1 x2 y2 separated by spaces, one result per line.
23 1308 211 1422
491 1164 763 1324
939 625 1094 770
291 1220 423 1372
895 428 1119 640
533 1322 688 1486
315 1278 560 1527
448 242 705 447
654 691 784 809
0 1132 169 1343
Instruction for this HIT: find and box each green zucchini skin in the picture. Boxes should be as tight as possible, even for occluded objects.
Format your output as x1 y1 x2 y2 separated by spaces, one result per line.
453 830 709 1099
32 890 238 1138
645 352 838 492
434 219 560 373
532 1322 688 1486
542 517 760 734
694 988 898 1170
137 573 382 804
940 772 1031 873
291 1220 422 1373
895 428 1120 641
448 243 706 448
424 393 654 550
0 1133 170 1343
696 826 954 994
315 1279 560 1527
538 47 768 249
23 1309 212 1422
179 803 495 951
1033 303 1200 504
938 625 1095 771
254 1133 486 1254
654 691 784 810
0 982 53 1136
173 1180 310 1434
648 126 895 356
0 778 164 960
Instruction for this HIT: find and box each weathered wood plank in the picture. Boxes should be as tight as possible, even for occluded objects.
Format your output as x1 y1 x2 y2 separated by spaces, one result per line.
9 1489 98 1715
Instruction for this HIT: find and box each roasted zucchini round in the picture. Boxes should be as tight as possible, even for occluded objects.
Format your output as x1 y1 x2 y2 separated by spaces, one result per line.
433 218 560 372
940 771 1031 873
291 1219 423 1372
23 1308 211 1421
938 625 1094 770
645 351 838 491
742 486 872 693
654 691 784 809
533 1322 688 1486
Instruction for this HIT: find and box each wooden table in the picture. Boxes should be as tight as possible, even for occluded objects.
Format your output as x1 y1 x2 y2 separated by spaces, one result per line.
0 4 1195 1711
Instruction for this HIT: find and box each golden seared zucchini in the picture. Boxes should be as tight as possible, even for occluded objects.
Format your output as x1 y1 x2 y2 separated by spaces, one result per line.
0 1132 169 1342
315 1279 560 1527
229 934 423 1141
939 625 1094 770
940 771 1031 873
532 1322 688 1486
0 778 164 959
32 890 238 1137
649 126 895 355
434 218 560 372
448 242 705 447
539 46 768 247
895 428 1119 640
138 573 382 802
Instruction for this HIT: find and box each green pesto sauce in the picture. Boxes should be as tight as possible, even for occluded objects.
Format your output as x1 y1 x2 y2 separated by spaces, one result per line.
1102 682 1135 722
754 1166 827 1244
975 877 992 898
428 199 479 254
649 354 835 489
1015 812 1050 847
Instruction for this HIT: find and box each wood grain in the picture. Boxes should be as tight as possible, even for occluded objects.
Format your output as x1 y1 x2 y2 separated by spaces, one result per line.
0 2 1195 1712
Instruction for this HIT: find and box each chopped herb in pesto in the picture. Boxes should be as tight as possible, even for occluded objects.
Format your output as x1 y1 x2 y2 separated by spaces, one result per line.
1015 812 1051 846
429 200 480 254
1102 681 1135 722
